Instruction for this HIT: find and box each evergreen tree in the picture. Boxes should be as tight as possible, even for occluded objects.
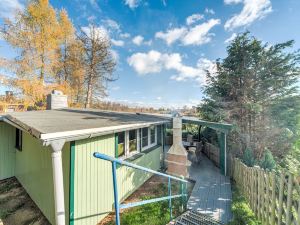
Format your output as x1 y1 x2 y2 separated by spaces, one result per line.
199 32 300 159
259 150 276 170
242 148 256 167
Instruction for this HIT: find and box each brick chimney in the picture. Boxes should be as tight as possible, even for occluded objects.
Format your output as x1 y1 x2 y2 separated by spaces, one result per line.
166 115 189 177
47 90 68 110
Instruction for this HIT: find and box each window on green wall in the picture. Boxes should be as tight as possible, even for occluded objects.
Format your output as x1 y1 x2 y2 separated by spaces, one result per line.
142 127 148 148
117 132 125 157
129 130 137 153
150 126 156 144
15 129 22 151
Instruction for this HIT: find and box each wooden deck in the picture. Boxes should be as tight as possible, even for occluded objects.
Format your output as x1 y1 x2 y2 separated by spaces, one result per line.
187 153 232 224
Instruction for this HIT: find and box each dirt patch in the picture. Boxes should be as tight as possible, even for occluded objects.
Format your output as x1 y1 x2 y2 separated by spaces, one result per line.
0 177 50 225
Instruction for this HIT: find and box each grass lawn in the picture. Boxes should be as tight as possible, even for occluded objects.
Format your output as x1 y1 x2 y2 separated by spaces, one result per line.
228 182 262 225
100 175 194 225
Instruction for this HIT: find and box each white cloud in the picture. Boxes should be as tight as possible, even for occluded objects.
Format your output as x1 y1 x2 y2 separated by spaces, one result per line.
111 39 124 47
125 0 140 9
155 27 187 45
127 50 216 84
144 40 152 46
224 0 243 4
110 49 120 62
120 33 131 38
156 18 220 46
186 14 204 26
156 96 162 100
132 35 144 45
0 0 24 20
205 8 215 15
102 19 121 32
182 19 220 45
224 33 237 43
81 25 110 40
90 0 100 10
224 0 272 30
87 15 96 22
111 86 120 91
127 50 163 74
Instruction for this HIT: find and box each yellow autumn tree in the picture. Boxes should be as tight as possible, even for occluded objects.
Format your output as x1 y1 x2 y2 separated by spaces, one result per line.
54 9 85 105
1 0 76 107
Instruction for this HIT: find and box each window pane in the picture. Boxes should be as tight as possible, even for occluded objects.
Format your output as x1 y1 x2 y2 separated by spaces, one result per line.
129 130 137 152
150 126 155 144
117 132 125 157
15 129 22 151
142 127 148 147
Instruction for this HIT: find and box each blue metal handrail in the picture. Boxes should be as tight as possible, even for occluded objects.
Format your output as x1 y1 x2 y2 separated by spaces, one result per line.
93 152 189 225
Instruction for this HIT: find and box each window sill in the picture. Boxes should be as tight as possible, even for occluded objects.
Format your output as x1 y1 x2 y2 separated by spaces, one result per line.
125 144 161 162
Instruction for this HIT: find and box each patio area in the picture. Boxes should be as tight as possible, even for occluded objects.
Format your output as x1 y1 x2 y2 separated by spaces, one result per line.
186 152 232 224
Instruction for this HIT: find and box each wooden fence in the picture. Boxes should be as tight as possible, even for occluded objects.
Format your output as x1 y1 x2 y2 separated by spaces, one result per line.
231 158 300 225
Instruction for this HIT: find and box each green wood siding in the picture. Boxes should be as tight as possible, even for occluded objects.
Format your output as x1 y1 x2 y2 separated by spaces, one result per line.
15 132 70 225
72 134 162 225
0 122 16 180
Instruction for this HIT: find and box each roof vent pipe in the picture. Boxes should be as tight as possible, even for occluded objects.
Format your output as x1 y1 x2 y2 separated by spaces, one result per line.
47 90 68 110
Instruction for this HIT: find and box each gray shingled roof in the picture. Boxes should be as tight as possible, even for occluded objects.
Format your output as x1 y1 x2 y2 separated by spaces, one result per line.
4 108 170 142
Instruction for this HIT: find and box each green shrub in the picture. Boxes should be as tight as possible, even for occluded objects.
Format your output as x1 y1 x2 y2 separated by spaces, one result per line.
242 148 256 167
229 185 261 225
259 149 276 170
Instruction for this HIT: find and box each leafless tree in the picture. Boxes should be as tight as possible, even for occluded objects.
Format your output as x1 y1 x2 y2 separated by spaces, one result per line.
78 25 117 108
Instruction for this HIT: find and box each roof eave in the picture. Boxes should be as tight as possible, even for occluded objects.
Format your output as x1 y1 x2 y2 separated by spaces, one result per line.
40 120 169 145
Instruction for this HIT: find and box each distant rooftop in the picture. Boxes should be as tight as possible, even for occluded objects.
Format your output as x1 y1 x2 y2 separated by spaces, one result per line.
3 108 170 143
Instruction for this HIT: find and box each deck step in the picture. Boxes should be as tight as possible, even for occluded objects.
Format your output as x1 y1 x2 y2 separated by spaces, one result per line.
174 210 224 225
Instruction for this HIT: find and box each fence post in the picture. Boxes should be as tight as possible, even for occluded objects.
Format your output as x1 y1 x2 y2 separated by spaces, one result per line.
253 168 257 215
181 181 184 212
278 172 285 225
270 172 276 225
297 193 300 225
168 177 172 221
286 173 293 225
265 172 270 225
112 161 121 225
257 169 261 220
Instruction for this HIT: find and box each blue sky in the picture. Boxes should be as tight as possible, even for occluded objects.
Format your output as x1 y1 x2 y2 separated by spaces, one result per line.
0 0 299 108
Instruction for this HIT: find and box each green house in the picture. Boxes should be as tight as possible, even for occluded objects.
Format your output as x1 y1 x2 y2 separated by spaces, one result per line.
0 108 169 225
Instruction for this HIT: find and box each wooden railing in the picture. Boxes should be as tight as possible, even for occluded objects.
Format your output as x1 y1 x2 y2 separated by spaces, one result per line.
231 158 300 225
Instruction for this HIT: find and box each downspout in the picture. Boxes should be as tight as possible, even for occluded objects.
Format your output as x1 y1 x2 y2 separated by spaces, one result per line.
50 140 66 225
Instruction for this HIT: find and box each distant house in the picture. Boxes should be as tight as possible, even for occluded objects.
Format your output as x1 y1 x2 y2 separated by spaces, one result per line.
0 107 169 225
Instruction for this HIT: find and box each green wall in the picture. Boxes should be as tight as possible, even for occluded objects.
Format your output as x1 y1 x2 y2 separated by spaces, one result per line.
15 132 70 225
71 134 162 225
0 122 16 180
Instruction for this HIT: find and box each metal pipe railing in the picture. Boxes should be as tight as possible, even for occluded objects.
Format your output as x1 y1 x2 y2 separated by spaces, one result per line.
93 152 189 225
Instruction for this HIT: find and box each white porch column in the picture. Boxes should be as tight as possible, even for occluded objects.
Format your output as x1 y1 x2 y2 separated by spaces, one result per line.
50 140 66 225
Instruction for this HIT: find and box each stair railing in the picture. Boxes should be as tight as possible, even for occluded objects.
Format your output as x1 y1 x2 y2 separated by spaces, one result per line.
93 152 189 225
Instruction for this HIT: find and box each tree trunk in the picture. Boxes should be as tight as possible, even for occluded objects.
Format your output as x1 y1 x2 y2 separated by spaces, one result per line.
85 76 93 108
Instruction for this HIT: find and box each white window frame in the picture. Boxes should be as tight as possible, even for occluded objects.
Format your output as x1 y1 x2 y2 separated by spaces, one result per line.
126 129 140 157
142 125 157 151
116 126 157 159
